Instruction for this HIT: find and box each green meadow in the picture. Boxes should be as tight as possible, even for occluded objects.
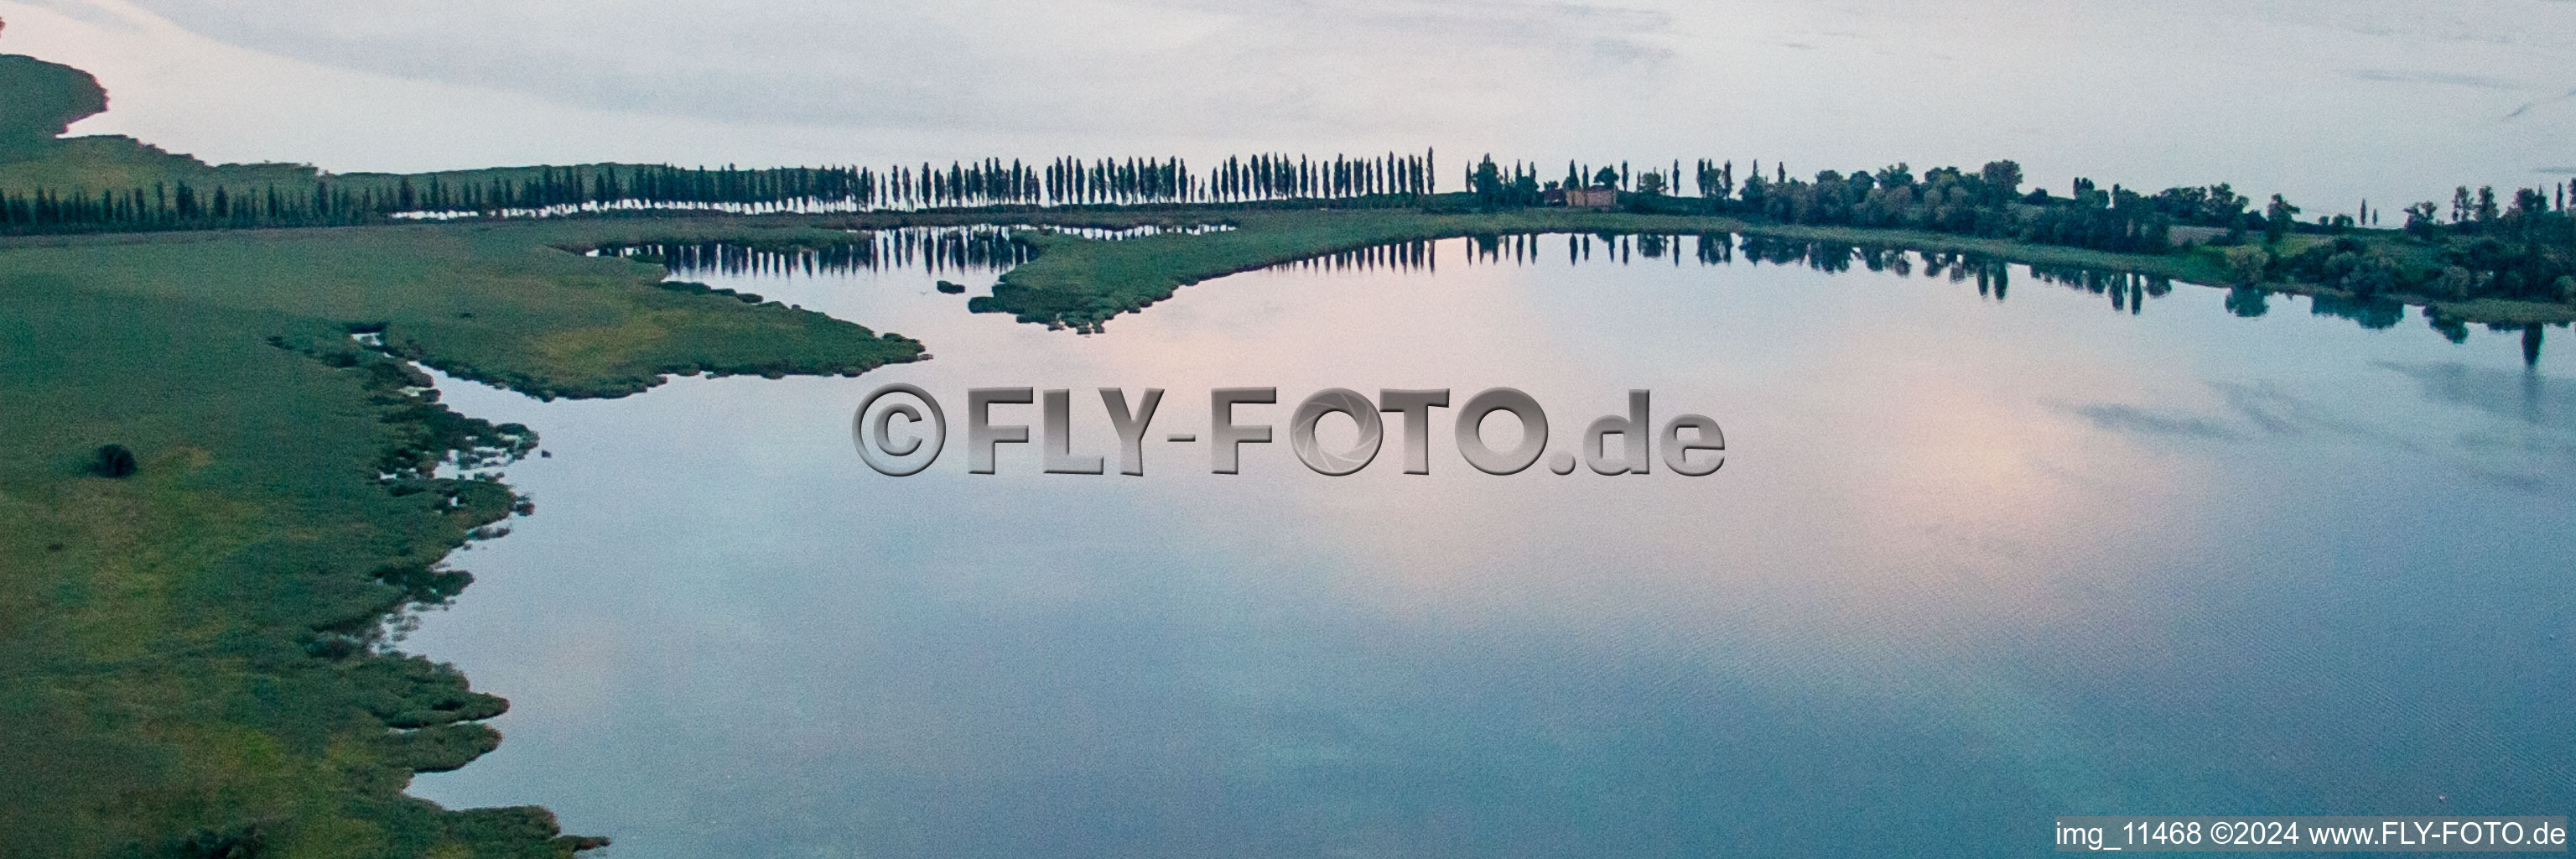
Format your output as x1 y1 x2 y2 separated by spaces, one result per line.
0 220 921 857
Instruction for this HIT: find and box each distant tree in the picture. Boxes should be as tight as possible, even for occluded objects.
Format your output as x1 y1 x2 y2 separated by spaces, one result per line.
1977 160 2019 200
2402 201 2440 238
1473 155 1506 204
2264 194 2300 243
1870 162 1912 190
2510 188 2547 220
1592 166 1619 190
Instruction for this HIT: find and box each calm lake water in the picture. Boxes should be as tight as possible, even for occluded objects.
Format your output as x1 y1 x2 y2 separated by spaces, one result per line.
406 233 2574 857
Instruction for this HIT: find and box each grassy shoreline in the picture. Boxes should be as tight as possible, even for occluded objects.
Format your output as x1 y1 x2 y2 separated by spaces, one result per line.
0 220 919 857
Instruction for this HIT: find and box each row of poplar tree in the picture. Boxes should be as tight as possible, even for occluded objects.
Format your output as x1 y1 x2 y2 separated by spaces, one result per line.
0 151 1442 234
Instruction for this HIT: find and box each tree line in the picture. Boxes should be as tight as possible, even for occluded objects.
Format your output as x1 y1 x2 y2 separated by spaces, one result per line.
2287 180 2576 305
0 164 880 232
1502 152 2571 305
0 151 1442 233
3 148 2569 306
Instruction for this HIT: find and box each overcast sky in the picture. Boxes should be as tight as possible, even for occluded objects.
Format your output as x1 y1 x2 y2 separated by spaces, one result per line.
3 0 2571 207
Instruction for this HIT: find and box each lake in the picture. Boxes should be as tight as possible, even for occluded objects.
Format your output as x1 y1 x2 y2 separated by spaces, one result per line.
405 231 2573 857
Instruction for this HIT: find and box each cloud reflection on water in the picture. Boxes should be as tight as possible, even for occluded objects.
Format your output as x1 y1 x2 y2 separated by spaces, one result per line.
400 237 2573 857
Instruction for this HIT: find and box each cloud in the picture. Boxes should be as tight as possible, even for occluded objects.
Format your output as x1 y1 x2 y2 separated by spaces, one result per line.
2505 87 2576 121
2349 68 2523 91
2372 360 2574 427
2207 381 2419 445
13 0 2570 209
2064 403 2239 440
2063 369 2575 494
52 0 1679 139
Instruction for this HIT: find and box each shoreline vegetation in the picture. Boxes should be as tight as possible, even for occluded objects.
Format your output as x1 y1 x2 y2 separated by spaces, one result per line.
3 49 2568 859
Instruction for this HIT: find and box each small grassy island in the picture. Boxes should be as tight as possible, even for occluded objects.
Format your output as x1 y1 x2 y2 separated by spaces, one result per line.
3 50 2571 858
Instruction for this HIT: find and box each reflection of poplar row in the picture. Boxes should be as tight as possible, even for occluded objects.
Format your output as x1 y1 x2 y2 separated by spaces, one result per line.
1270 239 1440 273
1245 232 2188 321
1257 233 2036 282
2028 265 2174 315
594 228 1043 277
1467 232 1540 264
589 230 2221 325
1439 232 1742 268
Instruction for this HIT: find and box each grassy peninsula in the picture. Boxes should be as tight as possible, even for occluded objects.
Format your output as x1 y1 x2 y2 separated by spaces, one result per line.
957 207 2573 334
0 219 920 857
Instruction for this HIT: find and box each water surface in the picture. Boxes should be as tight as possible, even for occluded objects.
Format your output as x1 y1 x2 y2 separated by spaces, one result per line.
408 235 2574 857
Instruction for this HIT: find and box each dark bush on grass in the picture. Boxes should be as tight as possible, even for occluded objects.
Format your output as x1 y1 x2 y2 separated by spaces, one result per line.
93 444 138 478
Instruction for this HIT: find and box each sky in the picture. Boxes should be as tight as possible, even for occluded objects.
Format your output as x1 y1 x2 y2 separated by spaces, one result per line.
2 0 2571 209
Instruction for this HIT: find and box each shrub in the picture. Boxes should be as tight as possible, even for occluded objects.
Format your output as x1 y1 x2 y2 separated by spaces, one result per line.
2334 252 2401 297
2433 266 2475 300
93 443 138 478
2221 246 2271 284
